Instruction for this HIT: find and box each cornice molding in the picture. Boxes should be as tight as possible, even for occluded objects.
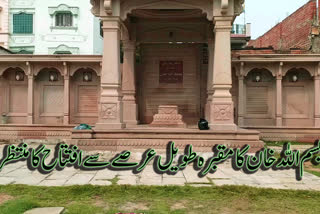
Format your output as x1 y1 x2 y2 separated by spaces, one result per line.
48 4 79 16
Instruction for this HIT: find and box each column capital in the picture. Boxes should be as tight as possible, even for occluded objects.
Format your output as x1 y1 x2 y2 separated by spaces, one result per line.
101 16 121 32
213 16 233 31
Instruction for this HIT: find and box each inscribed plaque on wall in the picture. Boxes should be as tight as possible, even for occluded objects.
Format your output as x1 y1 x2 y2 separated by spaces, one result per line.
159 61 183 84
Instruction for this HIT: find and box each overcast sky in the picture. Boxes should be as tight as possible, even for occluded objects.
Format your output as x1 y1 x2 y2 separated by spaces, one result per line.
234 0 311 39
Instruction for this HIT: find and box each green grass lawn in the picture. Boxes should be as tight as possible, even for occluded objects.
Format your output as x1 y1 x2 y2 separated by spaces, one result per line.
0 185 320 214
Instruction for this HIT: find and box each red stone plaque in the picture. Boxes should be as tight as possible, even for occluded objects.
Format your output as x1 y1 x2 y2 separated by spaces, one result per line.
159 61 183 84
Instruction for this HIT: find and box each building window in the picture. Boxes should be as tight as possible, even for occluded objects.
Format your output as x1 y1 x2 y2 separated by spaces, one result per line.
55 12 73 27
54 51 72 54
13 13 33 34
100 21 103 37
49 4 79 30
16 50 34 54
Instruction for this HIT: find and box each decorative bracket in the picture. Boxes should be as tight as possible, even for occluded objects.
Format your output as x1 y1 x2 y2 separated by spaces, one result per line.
278 62 283 78
63 62 68 77
221 0 229 14
239 62 245 77
90 0 100 16
26 61 32 76
104 0 113 15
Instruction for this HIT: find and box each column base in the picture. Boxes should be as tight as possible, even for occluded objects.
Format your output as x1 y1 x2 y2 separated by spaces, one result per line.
63 115 69 125
209 101 237 131
27 116 33 125
94 123 126 130
205 102 211 121
98 94 124 130
315 118 320 127
125 122 139 128
238 116 244 127
276 117 282 127
123 102 138 127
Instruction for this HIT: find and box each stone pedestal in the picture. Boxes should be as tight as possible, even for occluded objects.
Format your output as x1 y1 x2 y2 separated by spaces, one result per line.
150 105 186 128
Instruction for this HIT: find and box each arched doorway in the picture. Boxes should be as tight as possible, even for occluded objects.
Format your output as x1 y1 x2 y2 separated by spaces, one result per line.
282 68 314 127
244 68 275 126
34 68 64 124
0 67 28 124
70 68 100 125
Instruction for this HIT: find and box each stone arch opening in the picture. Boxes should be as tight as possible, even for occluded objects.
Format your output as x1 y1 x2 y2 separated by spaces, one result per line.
244 68 275 126
70 68 100 125
282 68 314 127
0 67 28 124
34 68 64 125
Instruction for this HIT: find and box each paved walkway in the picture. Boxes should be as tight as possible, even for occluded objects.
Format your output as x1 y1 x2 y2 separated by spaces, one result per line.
0 144 320 190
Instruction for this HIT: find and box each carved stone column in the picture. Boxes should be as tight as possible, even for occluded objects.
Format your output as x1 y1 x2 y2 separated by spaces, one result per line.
209 16 236 131
276 62 283 127
95 16 125 129
122 40 138 127
26 62 33 124
237 62 245 126
63 62 69 125
205 35 214 121
315 74 320 127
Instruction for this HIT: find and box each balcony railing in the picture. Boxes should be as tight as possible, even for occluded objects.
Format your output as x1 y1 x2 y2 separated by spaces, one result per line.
232 24 246 35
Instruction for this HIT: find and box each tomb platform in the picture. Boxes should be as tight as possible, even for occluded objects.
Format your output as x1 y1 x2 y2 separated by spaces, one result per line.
71 126 264 153
150 105 187 128
0 124 265 153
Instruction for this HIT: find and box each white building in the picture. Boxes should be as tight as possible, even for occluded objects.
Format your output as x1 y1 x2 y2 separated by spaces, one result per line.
8 0 103 54
0 0 9 48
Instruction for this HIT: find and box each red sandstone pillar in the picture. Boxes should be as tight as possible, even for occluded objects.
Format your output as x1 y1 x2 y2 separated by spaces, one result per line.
276 62 283 127
63 62 69 125
238 62 245 126
122 40 138 127
27 62 33 124
315 69 320 127
209 16 237 131
95 17 125 129
205 35 214 121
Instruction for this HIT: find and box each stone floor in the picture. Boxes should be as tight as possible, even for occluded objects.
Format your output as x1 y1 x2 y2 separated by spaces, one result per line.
0 143 319 190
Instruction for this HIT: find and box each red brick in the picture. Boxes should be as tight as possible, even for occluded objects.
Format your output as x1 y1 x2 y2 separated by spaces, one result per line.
248 0 316 51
